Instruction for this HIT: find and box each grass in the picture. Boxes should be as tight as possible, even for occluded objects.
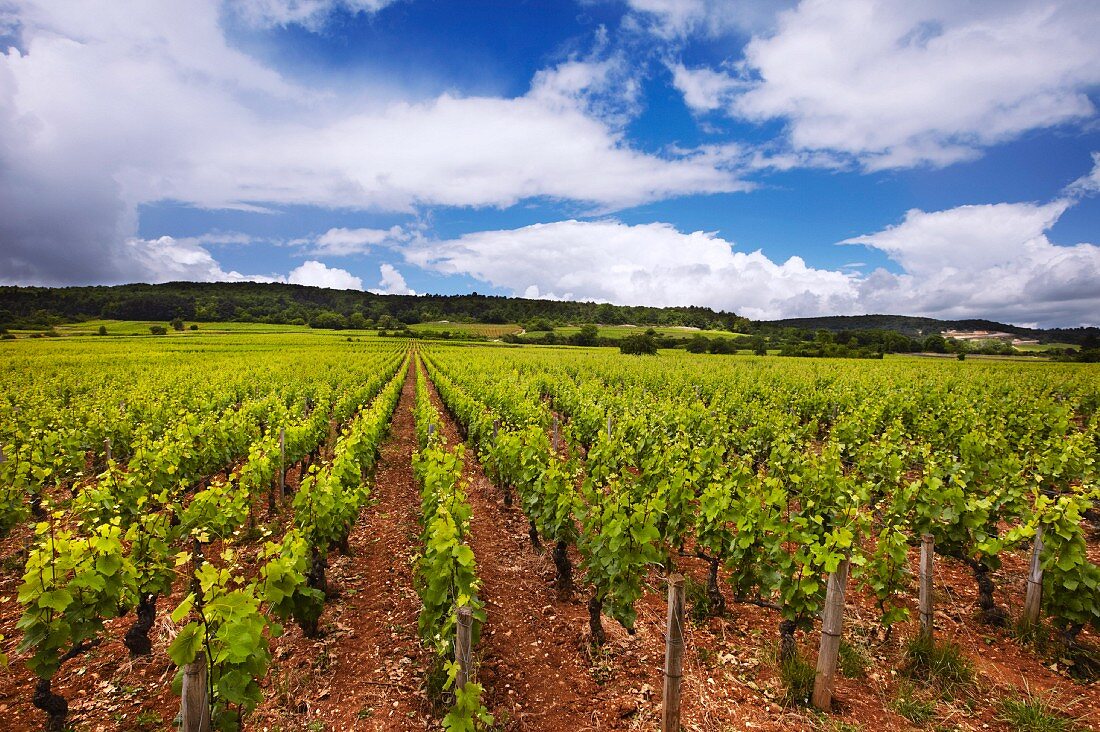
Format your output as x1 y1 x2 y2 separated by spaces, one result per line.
900 636 974 696
778 652 816 706
892 681 937 725
838 639 871 678
999 690 1077 732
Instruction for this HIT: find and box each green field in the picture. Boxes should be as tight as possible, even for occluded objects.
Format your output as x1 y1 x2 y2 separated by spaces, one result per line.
409 321 522 337
530 324 744 340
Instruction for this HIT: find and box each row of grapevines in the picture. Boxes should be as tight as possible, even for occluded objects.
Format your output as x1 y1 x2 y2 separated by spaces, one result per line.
411 359 492 731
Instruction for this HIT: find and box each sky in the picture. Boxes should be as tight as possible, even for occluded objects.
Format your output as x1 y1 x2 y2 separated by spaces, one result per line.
0 0 1098 327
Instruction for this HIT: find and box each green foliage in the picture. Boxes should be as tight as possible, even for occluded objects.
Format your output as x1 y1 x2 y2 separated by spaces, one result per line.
260 530 325 636
17 518 133 679
168 551 272 732
618 332 658 355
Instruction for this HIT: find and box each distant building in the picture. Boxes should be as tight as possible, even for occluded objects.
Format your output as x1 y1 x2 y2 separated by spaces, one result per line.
942 329 1016 342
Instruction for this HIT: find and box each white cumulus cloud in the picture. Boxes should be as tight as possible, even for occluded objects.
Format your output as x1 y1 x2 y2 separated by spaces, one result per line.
672 0 1100 170
406 219 857 320
287 260 363 290
844 200 1100 326
0 0 744 286
229 0 400 30
305 226 407 256
405 204 1100 326
369 263 416 295
120 236 281 283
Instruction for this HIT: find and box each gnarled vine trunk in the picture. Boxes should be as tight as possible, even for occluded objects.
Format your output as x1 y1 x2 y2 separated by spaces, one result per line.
124 593 157 656
588 594 606 646
34 678 67 732
552 540 572 596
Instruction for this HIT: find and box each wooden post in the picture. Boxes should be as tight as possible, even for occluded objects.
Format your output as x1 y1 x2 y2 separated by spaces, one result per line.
812 557 850 711
104 437 111 463
455 606 472 691
606 414 612 440
662 574 685 732
1024 525 1044 628
492 419 500 442
278 428 286 499
427 423 435 441
180 657 210 732
919 533 934 642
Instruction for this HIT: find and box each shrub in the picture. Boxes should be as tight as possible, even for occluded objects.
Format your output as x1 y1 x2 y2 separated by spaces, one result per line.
170 317 185 331
190 324 198 330
619 333 658 355
685 335 709 353
149 325 168 335
97 325 107 336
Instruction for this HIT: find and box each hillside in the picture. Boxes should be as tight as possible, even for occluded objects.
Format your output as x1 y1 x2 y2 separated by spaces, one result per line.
0 281 1096 345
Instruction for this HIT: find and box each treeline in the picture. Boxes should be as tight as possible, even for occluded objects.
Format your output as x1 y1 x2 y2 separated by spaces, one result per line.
764 313 1100 346
0 282 749 332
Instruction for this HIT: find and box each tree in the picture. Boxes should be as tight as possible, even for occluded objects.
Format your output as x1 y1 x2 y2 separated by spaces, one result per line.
751 337 768 356
376 314 401 330
923 334 947 353
685 335 709 353
708 337 735 354
619 333 658 355
170 317 185 331
97 325 107 336
572 324 599 347
309 311 348 330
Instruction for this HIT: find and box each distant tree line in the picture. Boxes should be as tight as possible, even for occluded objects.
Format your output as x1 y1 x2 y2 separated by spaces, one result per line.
1 282 1095 349
0 282 749 333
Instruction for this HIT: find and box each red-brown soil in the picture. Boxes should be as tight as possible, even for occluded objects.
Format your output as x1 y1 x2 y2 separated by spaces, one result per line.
0 361 1097 732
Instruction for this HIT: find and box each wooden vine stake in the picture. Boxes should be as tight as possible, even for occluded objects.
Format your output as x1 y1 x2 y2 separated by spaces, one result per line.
919 533 934 642
104 437 111 463
1023 525 1044 629
278 427 286 499
455 605 472 691
662 574 685 732
181 539 210 732
812 557 850 711
180 659 210 732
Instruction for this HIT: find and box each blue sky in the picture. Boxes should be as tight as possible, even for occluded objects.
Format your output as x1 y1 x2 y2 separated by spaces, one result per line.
1 0 1098 326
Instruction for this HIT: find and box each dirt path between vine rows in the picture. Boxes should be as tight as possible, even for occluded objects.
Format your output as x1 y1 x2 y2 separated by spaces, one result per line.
254 365 433 731
421 366 662 732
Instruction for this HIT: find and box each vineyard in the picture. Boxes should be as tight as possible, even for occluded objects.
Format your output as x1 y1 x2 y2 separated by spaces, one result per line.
0 332 1098 731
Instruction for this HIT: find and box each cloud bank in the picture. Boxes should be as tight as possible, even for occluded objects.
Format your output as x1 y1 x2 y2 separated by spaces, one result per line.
406 204 1100 326
671 0 1100 169
0 0 744 286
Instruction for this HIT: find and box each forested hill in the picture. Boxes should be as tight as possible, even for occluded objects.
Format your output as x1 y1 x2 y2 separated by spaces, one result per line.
1 281 1095 344
0 281 748 331
761 314 1099 345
